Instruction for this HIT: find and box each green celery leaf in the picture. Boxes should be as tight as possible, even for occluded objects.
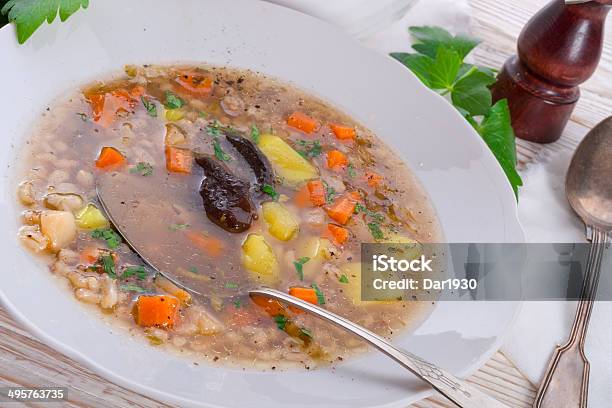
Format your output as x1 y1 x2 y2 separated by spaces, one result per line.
2 0 89 44
428 47 462 91
452 68 497 116
390 53 432 87
410 26 480 59
477 100 523 197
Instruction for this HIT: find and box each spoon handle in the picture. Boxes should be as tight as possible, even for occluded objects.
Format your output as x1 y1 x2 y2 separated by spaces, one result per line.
533 227 610 408
250 288 508 408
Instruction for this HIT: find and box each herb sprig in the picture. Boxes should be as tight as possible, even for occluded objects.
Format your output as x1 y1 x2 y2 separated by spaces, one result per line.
391 26 522 197
293 257 310 281
91 228 122 249
1 0 90 44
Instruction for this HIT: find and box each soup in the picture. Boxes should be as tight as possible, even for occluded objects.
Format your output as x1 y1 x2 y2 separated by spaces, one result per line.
15 65 441 369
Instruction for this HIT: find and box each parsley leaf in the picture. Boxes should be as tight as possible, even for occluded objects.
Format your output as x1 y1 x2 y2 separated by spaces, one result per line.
122 265 147 280
354 203 385 223
410 26 480 59
311 283 325 305
274 315 288 331
391 25 522 198
451 67 497 116
213 139 231 161
367 222 385 240
261 184 279 201
233 299 242 309
347 164 357 178
225 282 239 289
250 124 260 144
1 0 90 44
339 274 349 284
141 96 157 117
168 223 190 231
90 228 121 249
296 140 322 158
164 91 184 109
120 283 146 293
299 327 313 339
100 255 116 278
476 100 523 197
323 182 336 205
129 161 153 177
293 257 310 281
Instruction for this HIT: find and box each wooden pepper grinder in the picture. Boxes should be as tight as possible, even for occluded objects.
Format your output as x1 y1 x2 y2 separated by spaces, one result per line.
492 0 612 144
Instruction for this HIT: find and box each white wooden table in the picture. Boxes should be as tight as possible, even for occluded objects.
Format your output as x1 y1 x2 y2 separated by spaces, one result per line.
2 0 610 406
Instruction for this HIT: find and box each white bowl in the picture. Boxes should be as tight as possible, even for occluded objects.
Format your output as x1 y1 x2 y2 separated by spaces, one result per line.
0 0 523 407
264 0 420 38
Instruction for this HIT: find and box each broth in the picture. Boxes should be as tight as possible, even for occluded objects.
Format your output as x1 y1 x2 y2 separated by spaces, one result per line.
15 64 441 369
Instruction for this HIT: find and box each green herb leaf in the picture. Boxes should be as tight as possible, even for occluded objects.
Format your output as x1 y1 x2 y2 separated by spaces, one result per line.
213 139 231 161
296 140 322 158
120 283 146 293
141 96 157 117
250 124 260 144
274 315 288 331
324 182 336 205
367 222 385 240
225 282 239 289
347 164 357 178
206 120 222 137
451 67 497 116
339 274 349 284
311 283 326 305
90 228 121 249
410 26 480 59
299 327 313 339
261 184 279 201
189 266 198 274
100 255 116 278
390 53 432 87
168 223 190 231
429 47 462 91
477 99 523 197
164 91 184 110
129 161 153 177
293 257 310 281
122 265 147 280
233 299 242 309
355 203 385 223
1 0 89 44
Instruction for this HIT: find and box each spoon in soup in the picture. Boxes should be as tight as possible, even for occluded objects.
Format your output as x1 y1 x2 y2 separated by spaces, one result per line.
96 185 507 408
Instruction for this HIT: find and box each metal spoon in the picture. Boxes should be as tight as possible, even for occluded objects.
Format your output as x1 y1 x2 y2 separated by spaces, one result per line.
96 187 507 407
250 288 508 408
533 117 612 408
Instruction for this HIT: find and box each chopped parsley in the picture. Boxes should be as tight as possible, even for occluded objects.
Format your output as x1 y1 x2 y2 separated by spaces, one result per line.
261 184 279 201
141 96 157 117
164 91 184 109
169 223 190 231
339 274 349 284
213 139 231 161
122 265 147 280
130 161 153 176
299 328 313 339
225 282 239 289
347 163 357 178
274 315 288 331
233 299 242 309
296 140 322 158
189 266 199 274
355 203 385 223
100 255 116 278
293 257 310 281
250 124 260 144
206 120 222 137
311 283 326 305
90 228 121 249
324 182 336 204
367 222 385 240
120 283 146 293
